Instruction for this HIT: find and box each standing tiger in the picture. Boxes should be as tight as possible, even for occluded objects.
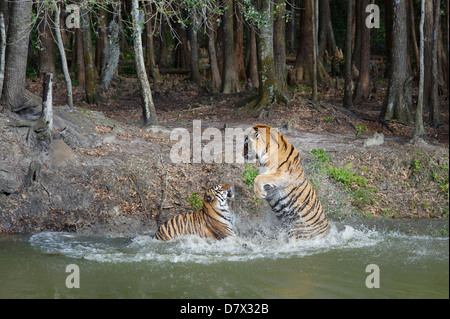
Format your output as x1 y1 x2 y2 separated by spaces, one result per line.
244 124 329 240
153 184 235 241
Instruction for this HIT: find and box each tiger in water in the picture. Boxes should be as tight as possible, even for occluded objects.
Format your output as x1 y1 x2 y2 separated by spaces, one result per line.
244 124 329 240
153 184 235 241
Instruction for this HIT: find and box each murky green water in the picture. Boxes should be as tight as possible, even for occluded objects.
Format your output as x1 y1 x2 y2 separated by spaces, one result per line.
0 219 448 299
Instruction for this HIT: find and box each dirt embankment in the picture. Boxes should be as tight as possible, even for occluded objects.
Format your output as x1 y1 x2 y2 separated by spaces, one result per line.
1 100 448 237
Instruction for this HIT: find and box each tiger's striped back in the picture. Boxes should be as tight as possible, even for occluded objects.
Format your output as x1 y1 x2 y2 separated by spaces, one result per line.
153 184 235 241
244 124 329 240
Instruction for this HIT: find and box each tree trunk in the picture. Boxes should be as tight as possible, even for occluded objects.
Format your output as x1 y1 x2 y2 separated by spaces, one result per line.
81 7 99 104
354 0 370 102
220 0 241 94
311 0 318 101
240 0 287 116
37 10 56 77
343 0 353 109
0 12 6 102
381 0 413 123
234 2 246 82
248 29 259 89
131 0 158 126
144 3 160 90
413 0 426 140
53 2 73 109
95 8 108 78
207 19 221 89
429 0 442 126
75 27 85 86
318 0 338 60
274 0 288 98
409 0 420 73
294 0 329 82
189 14 201 86
1 0 38 112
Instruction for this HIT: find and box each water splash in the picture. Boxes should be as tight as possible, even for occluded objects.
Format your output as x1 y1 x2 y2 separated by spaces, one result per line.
29 216 384 264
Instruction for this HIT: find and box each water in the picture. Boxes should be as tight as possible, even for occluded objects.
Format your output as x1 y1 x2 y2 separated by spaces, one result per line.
0 218 448 299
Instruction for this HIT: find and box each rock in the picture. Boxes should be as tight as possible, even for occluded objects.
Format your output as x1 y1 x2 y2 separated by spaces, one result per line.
48 139 77 166
363 132 384 147
0 168 21 195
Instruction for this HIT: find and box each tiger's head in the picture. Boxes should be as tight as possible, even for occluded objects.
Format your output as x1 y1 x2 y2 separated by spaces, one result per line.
203 184 234 212
244 124 279 167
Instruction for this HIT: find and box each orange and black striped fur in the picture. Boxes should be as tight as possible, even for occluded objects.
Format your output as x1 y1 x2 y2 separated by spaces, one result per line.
153 184 235 241
244 124 329 240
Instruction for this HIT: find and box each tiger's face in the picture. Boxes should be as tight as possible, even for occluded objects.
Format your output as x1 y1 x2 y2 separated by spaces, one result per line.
244 124 273 164
204 184 234 209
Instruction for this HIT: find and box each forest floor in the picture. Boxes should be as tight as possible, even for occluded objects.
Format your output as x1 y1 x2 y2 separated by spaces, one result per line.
0 74 448 236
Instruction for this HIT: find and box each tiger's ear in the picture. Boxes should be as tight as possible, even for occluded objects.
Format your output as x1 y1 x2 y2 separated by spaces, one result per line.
205 194 214 202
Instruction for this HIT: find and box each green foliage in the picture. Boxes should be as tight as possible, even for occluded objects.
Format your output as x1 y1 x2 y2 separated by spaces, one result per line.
187 192 203 211
243 163 259 189
355 125 369 137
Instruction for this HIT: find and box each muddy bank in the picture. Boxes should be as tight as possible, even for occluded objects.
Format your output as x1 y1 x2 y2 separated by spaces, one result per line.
0 106 448 237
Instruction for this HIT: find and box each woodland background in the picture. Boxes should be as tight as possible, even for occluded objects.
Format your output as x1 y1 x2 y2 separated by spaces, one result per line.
0 0 449 234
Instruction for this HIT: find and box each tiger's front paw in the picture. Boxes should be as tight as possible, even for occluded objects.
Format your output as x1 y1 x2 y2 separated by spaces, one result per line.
254 185 267 199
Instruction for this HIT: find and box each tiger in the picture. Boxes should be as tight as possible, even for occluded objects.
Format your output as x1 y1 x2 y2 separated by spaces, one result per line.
153 184 235 241
243 124 329 240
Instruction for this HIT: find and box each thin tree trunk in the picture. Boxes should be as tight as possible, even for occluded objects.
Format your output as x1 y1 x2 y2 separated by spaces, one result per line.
207 19 221 89
234 2 246 82
75 27 85 86
274 0 288 98
248 29 259 89
37 10 56 77
81 7 99 104
343 0 353 108
189 14 201 86
429 0 442 126
131 0 158 126
53 2 73 109
0 12 6 102
220 0 241 93
354 0 370 102
413 0 426 140
311 0 318 101
409 0 420 73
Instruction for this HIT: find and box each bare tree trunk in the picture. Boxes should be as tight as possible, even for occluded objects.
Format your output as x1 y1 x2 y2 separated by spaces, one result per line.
429 0 442 126
413 0 426 140
144 3 160 90
41 72 53 133
381 0 413 123
189 14 201 86
53 2 73 109
343 0 353 108
248 29 259 89
131 0 158 126
75 28 85 86
37 10 56 77
207 19 221 89
318 0 338 60
274 0 288 98
409 0 420 73
354 0 370 102
311 0 318 101
0 12 6 102
81 7 99 104
234 2 246 82
220 0 241 94
95 8 108 77
1 0 39 112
